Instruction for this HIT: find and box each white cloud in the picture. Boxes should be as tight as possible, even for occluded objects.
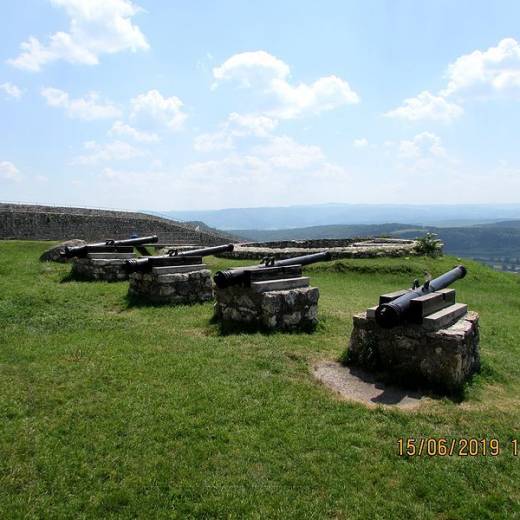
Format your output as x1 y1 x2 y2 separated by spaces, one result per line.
8 0 149 72
0 82 23 99
73 140 144 164
109 120 159 142
386 38 520 122
384 132 451 175
227 112 278 137
397 132 446 160
193 132 234 153
194 112 278 152
443 37 520 96
0 161 21 181
130 89 187 130
213 50 290 88
353 138 368 148
385 90 463 122
251 135 325 170
41 87 121 120
187 135 343 183
212 50 359 119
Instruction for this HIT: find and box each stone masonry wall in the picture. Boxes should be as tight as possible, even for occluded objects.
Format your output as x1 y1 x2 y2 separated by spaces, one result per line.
128 269 213 304
346 311 480 393
0 203 234 245
72 258 130 282
243 238 411 249
214 285 320 330
219 239 419 261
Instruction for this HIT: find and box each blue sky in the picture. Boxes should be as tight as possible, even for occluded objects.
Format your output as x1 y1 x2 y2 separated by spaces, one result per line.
1 0 519 210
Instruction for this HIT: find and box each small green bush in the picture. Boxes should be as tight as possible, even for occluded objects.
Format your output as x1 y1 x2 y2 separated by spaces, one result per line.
414 232 443 257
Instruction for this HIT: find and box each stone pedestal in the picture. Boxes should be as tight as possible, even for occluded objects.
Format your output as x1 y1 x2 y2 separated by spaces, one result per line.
346 310 480 394
128 264 213 304
214 283 319 331
71 252 135 282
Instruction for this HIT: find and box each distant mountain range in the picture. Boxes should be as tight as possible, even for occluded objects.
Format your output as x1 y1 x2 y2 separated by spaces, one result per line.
157 203 520 230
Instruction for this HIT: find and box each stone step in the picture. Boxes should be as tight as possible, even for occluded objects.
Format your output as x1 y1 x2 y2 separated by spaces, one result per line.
422 303 468 331
153 264 207 275
87 252 135 259
251 276 310 293
409 289 456 323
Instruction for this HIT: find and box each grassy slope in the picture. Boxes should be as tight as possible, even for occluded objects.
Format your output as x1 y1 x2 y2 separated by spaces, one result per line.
0 241 519 519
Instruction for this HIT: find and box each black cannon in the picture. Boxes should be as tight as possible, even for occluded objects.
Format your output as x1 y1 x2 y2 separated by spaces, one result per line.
125 243 235 273
60 235 159 259
375 265 467 328
213 251 332 289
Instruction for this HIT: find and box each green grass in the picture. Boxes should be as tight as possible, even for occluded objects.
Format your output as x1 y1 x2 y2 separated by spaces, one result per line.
1 241 519 519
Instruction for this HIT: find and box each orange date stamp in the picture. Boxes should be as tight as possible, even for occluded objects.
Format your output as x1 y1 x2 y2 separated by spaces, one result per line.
397 438 520 457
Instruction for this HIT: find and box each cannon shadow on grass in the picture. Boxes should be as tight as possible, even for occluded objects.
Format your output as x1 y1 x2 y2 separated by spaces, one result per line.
338 348 480 403
59 271 95 283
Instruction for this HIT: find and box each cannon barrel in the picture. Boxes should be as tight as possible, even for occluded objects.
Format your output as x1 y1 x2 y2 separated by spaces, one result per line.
166 243 235 258
125 243 235 273
375 265 467 328
213 251 331 289
61 235 158 259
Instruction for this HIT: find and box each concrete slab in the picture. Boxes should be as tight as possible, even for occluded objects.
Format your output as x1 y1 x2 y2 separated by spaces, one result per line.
313 361 427 410
422 303 468 331
251 276 310 293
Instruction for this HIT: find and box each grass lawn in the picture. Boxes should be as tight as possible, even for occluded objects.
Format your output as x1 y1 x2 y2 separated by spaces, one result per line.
1 240 519 519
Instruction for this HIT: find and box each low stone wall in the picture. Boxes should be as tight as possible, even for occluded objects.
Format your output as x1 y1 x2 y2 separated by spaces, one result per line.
214 285 319 330
243 238 408 249
345 310 480 394
218 238 419 261
129 269 213 305
0 203 234 245
72 258 131 282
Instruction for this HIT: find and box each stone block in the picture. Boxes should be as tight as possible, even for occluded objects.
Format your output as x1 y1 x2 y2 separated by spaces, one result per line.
71 256 134 282
408 289 456 322
422 303 468 331
128 268 213 305
251 276 310 293
214 284 320 331
152 264 206 275
346 309 480 394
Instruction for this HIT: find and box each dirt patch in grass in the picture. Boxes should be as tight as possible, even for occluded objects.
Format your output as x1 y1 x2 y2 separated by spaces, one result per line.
313 361 431 410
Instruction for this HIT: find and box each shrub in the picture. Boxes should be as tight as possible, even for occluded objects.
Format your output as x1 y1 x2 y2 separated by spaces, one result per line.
414 232 443 257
